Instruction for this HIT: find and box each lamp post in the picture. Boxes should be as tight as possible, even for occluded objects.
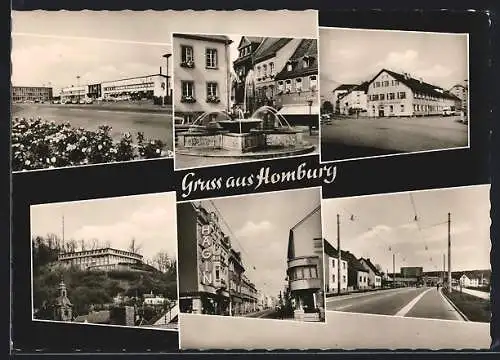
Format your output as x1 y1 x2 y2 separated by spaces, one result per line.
76 75 81 103
162 53 172 107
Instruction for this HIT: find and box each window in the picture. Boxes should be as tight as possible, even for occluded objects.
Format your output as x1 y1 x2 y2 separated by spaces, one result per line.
285 80 292 92
311 266 318 278
181 45 193 63
296 267 304 279
278 81 284 92
181 81 194 97
257 66 261 78
263 64 267 77
295 78 302 92
207 82 218 97
343 262 346 270
215 265 220 281
287 62 293 71
390 105 394 112
205 48 218 68
379 93 385 100
270 62 275 75
400 104 404 112
332 274 336 283
375 81 380 88
372 94 379 101
332 259 336 268
388 92 395 100
309 75 317 90
303 58 309 68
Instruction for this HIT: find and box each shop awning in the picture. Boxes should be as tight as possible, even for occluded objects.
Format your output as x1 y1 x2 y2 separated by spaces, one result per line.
278 104 320 115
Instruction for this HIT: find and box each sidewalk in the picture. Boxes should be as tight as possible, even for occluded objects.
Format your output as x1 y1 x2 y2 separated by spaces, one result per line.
454 287 490 300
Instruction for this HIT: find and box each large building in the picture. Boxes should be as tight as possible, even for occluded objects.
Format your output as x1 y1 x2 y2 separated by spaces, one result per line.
57 247 143 271
286 206 325 322
337 81 369 115
177 202 258 316
274 38 319 117
173 34 233 124
12 86 53 102
366 69 461 117
332 84 358 114
59 85 87 103
449 82 469 114
252 37 303 109
232 36 264 106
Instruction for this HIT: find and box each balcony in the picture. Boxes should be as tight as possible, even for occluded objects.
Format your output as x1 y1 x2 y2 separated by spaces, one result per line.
289 278 321 291
288 256 318 269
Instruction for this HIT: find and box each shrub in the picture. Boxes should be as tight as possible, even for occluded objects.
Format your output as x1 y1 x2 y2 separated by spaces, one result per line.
12 117 172 171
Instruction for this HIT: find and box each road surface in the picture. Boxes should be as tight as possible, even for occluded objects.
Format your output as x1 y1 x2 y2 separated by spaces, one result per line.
243 308 279 319
12 103 173 148
326 286 463 321
321 116 468 162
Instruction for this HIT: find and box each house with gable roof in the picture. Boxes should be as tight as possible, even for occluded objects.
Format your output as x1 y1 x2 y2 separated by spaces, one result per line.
358 257 382 289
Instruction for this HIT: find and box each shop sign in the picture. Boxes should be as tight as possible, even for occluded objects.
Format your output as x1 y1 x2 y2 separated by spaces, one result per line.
200 228 214 286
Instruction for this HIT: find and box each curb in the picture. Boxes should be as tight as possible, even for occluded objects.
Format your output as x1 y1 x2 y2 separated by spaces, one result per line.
176 145 317 159
440 289 469 321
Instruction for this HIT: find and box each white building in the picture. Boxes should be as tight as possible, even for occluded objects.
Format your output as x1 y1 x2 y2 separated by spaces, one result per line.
101 74 168 100
58 247 143 271
59 85 87 103
459 274 480 288
337 82 369 115
358 257 382 289
143 293 168 306
332 84 358 114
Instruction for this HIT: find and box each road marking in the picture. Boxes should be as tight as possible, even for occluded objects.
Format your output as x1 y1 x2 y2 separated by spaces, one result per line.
326 287 409 303
394 288 433 317
332 288 415 311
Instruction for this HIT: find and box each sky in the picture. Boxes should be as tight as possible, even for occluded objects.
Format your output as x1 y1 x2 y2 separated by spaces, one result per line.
11 11 317 94
322 185 490 274
320 27 468 97
30 192 177 263
199 187 321 298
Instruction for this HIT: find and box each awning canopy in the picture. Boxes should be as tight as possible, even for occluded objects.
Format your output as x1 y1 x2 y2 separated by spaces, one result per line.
278 104 320 115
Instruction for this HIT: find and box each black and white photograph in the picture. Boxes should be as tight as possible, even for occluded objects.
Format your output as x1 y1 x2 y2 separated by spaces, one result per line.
176 188 325 323
320 27 469 162
173 33 320 170
322 185 490 346
11 12 174 172
30 192 179 331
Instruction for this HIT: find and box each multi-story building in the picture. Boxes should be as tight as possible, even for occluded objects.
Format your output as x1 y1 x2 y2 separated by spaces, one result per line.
274 38 319 118
177 202 257 316
358 257 382 289
449 82 469 115
173 34 233 124
286 206 325 322
12 86 53 103
57 247 143 271
323 240 349 294
232 36 264 106
337 81 369 115
87 83 102 99
332 84 358 114
252 37 303 110
366 69 461 117
59 85 87 103
101 74 168 102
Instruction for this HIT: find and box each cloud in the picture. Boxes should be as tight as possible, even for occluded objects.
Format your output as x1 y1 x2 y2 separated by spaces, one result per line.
416 64 455 80
338 48 361 60
375 49 419 70
235 220 274 238
356 224 393 242
70 204 177 261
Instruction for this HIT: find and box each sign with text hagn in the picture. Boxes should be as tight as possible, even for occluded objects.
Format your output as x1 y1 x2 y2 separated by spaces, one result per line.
200 224 214 286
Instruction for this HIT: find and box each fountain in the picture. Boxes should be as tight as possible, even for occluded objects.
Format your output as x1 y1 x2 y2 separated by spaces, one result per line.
175 106 315 158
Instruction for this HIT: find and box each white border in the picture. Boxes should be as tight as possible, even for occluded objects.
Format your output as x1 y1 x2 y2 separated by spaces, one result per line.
317 26 470 165
320 182 490 324
29 191 179 333
170 29 320 171
177 185 327 348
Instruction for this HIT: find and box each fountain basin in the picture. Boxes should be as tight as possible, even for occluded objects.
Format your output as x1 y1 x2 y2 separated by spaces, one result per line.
217 119 263 134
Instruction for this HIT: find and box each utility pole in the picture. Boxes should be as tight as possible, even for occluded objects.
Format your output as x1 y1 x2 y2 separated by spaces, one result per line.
393 253 395 288
337 214 341 295
442 254 445 285
448 212 452 292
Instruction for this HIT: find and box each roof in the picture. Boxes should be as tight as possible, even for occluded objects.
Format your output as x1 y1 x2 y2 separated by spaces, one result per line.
370 69 460 100
338 81 370 100
237 36 264 49
359 257 381 275
173 33 232 44
333 84 358 92
323 240 368 272
74 310 110 324
275 39 318 80
253 38 293 63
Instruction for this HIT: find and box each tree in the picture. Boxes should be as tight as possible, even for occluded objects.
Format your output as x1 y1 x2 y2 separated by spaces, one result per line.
153 251 175 273
321 101 333 114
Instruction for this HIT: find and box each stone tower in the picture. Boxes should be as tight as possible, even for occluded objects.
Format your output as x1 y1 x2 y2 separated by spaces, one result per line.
53 279 73 321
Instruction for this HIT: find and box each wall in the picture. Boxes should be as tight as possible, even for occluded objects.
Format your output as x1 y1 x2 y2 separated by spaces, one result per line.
177 203 199 295
290 209 322 258
339 90 367 114
325 255 348 293
173 36 230 116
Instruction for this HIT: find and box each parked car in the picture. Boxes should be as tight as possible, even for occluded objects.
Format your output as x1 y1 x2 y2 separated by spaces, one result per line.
442 107 457 116
85 98 94 104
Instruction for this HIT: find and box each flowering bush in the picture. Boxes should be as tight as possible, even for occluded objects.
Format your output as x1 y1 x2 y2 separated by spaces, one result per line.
12 117 173 171
206 95 220 103
181 95 196 103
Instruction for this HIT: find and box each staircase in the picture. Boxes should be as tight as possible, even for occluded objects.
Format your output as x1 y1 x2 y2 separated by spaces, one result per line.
153 303 179 326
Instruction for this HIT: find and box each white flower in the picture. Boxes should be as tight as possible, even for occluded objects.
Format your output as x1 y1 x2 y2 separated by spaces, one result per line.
82 147 87 153
24 160 31 165
98 144 103 150
156 148 160 154
46 158 51 164
51 157 56 163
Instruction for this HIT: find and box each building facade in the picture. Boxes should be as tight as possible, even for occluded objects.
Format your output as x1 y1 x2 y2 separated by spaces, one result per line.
449 82 469 114
252 37 302 109
173 34 233 124
101 74 168 101
274 38 319 117
232 36 264 106
358 257 382 288
12 86 53 102
366 69 461 117
177 202 258 316
323 240 349 294
332 84 358 114
338 82 369 115
286 206 325 322
58 248 143 271
59 85 87 103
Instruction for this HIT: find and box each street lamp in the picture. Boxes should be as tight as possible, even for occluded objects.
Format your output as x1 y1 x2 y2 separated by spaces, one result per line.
76 75 81 103
162 53 172 107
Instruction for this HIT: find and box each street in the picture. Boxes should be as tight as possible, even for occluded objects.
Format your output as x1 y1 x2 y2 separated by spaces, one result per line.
12 103 173 148
243 308 280 319
321 116 468 162
326 286 463 321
